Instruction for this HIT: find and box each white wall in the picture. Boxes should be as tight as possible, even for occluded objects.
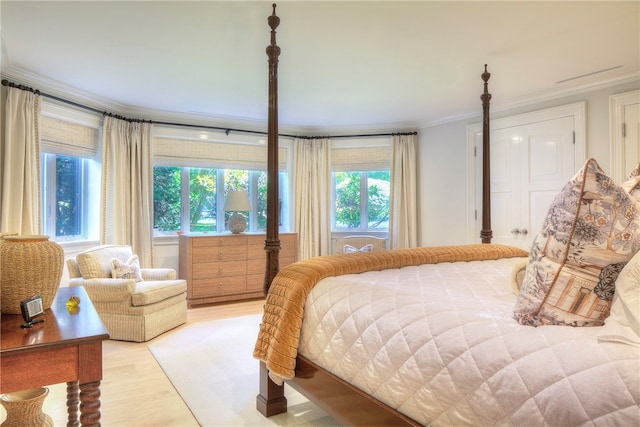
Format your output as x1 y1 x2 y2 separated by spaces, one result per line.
417 79 640 247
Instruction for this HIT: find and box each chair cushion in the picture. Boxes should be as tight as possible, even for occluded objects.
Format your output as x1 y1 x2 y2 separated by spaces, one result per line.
76 245 133 279
131 280 187 306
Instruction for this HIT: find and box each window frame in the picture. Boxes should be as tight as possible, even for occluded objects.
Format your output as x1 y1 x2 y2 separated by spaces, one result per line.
330 137 392 234
41 153 90 241
39 101 102 244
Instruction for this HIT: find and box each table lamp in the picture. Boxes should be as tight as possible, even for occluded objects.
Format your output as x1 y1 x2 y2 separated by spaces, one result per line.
224 190 251 233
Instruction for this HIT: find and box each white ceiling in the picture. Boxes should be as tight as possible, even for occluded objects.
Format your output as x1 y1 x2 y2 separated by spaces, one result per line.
1 1 638 133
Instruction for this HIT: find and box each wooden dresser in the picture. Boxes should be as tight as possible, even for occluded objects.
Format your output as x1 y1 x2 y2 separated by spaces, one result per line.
179 233 298 307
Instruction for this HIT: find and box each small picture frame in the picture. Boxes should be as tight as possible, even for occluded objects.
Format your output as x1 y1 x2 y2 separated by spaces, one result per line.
20 295 45 328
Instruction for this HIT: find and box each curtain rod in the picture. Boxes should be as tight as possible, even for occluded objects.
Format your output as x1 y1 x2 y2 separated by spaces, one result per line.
2 79 417 139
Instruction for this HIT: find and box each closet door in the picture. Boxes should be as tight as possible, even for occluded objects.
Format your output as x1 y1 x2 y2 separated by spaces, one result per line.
610 90 640 182
490 117 575 250
468 103 585 251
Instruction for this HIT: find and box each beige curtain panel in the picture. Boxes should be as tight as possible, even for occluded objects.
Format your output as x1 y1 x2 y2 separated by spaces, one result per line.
293 137 331 260
389 133 418 249
101 116 154 266
1 87 42 235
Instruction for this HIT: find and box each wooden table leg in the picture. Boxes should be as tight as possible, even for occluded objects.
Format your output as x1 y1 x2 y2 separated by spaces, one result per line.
67 381 80 427
79 380 101 427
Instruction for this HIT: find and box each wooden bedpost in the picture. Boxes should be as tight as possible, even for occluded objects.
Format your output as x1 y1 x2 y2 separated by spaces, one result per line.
257 3 287 418
480 65 493 244
263 2 281 295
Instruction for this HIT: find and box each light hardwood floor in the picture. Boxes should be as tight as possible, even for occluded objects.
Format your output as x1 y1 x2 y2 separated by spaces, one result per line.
0 298 265 427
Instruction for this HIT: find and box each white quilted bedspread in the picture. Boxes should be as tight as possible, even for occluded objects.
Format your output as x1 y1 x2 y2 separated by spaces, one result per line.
298 258 640 426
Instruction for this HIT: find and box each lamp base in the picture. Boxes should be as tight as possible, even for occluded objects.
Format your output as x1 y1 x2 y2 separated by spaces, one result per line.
227 213 247 234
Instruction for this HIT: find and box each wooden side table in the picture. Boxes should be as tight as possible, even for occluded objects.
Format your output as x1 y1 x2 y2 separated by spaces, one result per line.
1 286 109 427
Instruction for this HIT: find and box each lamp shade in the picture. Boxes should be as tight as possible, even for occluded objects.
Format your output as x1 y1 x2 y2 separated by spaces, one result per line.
224 190 251 212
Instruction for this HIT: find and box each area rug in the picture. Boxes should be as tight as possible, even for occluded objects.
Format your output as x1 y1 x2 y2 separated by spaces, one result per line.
148 314 339 426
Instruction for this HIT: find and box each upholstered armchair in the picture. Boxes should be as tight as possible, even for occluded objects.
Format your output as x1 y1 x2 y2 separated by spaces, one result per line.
66 245 187 342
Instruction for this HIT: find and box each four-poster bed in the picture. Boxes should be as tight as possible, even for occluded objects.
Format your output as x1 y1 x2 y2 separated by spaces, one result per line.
255 4 640 426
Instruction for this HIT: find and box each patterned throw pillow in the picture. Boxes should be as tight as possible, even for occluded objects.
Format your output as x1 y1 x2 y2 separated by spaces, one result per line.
110 255 144 282
343 244 374 254
514 158 640 327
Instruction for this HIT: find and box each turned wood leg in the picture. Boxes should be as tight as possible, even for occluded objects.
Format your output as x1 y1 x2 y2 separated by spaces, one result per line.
79 380 101 427
256 361 287 417
66 381 80 427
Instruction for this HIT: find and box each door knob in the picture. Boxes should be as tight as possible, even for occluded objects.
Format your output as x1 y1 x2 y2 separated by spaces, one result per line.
520 229 528 235
511 228 521 235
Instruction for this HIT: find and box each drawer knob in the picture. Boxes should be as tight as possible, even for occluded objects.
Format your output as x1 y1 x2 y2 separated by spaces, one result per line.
218 266 223 273
218 251 224 258
218 282 224 288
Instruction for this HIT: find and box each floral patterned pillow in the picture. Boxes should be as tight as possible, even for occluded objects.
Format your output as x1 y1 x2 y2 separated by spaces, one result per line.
110 255 144 282
514 158 640 326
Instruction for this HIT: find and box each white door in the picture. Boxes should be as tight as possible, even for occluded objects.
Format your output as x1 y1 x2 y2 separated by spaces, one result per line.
610 90 640 181
468 103 585 251
623 103 639 174
489 118 576 250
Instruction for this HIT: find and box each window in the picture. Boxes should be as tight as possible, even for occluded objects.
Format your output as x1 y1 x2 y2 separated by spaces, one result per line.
331 138 391 232
153 126 291 235
333 171 390 230
40 104 101 242
153 166 280 234
42 154 87 239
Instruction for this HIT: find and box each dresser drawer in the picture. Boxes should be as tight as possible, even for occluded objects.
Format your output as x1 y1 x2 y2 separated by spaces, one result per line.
247 234 297 260
192 245 246 263
247 258 266 275
247 273 264 292
190 276 247 298
192 234 247 248
193 260 246 279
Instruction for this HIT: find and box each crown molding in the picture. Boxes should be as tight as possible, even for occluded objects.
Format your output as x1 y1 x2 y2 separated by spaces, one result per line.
4 66 638 135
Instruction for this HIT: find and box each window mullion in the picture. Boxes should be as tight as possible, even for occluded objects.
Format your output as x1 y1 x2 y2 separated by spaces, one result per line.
216 169 225 233
180 168 190 233
360 172 367 231
42 154 55 235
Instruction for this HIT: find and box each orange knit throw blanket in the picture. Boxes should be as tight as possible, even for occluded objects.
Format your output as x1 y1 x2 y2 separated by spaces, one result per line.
253 244 528 382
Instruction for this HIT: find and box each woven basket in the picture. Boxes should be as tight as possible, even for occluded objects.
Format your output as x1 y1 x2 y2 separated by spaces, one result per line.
0 387 53 427
0 235 63 314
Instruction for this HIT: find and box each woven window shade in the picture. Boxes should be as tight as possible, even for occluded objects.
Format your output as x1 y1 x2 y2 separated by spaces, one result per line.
40 116 99 158
154 137 287 170
331 144 391 171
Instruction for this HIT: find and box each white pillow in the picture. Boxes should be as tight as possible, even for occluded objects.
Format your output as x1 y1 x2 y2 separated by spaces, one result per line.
597 251 640 347
343 244 374 254
110 255 144 282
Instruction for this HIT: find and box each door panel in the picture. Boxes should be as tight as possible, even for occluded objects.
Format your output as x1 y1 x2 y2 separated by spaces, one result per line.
489 127 520 244
624 103 639 174
489 116 575 250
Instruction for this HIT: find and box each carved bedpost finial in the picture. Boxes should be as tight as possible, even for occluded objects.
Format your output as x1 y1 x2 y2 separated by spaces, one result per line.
481 64 491 103
266 4 281 61
268 4 280 33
